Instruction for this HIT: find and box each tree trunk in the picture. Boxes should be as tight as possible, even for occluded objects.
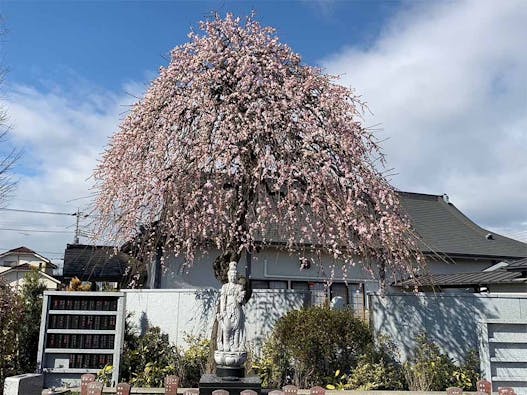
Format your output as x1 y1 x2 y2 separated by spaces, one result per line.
213 249 240 284
379 259 386 296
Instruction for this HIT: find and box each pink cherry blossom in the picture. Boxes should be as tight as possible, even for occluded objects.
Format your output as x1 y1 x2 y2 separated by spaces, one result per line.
93 13 424 282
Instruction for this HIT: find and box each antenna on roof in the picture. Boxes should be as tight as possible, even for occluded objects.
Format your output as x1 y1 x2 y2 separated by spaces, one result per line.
442 194 450 204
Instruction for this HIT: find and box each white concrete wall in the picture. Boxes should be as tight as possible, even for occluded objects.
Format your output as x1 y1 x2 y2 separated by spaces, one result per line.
370 292 527 363
123 288 308 352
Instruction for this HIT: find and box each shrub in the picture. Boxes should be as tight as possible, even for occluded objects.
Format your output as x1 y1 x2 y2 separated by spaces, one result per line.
122 326 179 387
251 336 291 388
347 338 406 390
0 271 46 393
18 270 47 372
452 350 480 391
403 333 456 391
179 335 210 387
66 277 91 291
325 370 352 390
96 364 113 386
119 318 210 388
403 333 480 391
0 281 23 393
258 306 372 388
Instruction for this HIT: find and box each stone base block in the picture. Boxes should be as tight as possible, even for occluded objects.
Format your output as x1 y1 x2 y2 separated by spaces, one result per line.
199 373 261 395
4 373 43 395
216 365 244 379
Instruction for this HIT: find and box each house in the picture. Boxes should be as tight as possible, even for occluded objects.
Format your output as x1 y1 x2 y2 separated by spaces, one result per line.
0 264 61 289
0 246 57 274
393 256 527 293
145 191 527 315
62 243 145 288
0 247 61 289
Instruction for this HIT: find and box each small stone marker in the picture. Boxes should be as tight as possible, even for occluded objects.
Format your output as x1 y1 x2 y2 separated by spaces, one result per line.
87 381 103 395
447 387 463 395
477 380 492 395
3 373 43 395
165 376 180 395
283 385 298 395
116 382 132 395
80 374 96 395
309 386 325 395
269 390 284 395
330 296 345 310
184 389 199 395
212 390 229 395
241 390 258 395
498 388 516 395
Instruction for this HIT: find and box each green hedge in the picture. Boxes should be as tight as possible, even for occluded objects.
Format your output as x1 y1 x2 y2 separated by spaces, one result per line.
253 306 371 388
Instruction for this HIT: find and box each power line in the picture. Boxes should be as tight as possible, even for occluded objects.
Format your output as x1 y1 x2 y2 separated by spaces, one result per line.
0 227 73 234
0 207 76 216
0 206 99 220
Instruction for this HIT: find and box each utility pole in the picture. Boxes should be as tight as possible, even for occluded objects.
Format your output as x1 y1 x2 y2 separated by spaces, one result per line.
73 208 80 244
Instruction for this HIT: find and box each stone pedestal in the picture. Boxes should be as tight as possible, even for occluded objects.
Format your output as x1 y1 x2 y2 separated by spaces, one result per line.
216 365 244 379
199 374 261 395
3 373 43 395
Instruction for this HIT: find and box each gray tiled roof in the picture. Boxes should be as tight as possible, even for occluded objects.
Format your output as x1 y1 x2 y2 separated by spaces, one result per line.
259 191 527 260
63 244 131 281
507 257 527 271
394 269 526 287
398 192 527 259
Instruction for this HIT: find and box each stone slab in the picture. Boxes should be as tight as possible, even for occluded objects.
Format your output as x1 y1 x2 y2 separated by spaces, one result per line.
4 373 43 395
199 374 261 395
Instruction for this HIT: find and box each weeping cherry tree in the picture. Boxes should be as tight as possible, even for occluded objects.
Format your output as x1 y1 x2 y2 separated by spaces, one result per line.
93 13 424 288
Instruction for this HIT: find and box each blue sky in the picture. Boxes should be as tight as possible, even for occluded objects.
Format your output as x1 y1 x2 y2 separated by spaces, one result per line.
1 0 526 263
3 1 399 92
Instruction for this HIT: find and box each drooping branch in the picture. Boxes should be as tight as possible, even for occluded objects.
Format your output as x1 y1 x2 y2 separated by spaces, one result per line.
93 13 425 285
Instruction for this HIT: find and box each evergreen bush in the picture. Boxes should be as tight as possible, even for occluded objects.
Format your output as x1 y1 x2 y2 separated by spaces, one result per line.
119 319 210 388
403 333 480 391
0 271 46 393
257 306 371 388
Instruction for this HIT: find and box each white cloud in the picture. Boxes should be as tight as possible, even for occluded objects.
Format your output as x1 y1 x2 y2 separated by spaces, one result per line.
1 0 526 266
322 0 527 241
0 83 138 265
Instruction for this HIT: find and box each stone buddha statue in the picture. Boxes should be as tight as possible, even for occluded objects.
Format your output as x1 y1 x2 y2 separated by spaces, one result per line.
214 261 247 368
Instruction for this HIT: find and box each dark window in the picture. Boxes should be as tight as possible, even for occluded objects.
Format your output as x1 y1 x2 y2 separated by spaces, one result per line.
309 282 327 306
251 280 269 289
291 281 309 291
269 280 288 289
250 280 288 289
349 283 365 318
330 283 348 303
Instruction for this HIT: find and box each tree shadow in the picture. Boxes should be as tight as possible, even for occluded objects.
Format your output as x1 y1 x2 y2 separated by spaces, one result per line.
244 289 310 353
370 292 499 363
139 311 149 336
193 288 219 326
